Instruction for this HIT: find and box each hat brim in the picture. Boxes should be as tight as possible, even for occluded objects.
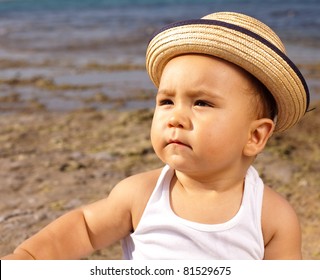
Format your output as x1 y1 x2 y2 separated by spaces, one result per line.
146 18 309 132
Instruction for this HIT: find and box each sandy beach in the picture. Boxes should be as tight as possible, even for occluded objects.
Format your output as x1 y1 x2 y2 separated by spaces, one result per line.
0 0 319 260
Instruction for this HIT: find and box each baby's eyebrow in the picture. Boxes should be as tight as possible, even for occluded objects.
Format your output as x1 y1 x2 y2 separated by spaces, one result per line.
187 89 225 100
157 89 224 100
156 90 175 97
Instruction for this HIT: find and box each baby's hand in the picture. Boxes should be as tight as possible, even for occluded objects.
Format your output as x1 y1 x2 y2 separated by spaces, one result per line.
1 249 35 260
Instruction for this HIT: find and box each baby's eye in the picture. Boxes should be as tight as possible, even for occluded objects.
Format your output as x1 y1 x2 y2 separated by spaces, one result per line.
158 99 173 106
194 100 212 107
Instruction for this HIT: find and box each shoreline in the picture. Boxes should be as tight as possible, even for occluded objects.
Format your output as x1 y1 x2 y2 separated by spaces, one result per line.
0 58 319 115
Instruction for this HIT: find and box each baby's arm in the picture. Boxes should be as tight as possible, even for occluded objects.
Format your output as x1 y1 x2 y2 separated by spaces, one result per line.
2 209 98 259
1 175 135 260
262 186 302 260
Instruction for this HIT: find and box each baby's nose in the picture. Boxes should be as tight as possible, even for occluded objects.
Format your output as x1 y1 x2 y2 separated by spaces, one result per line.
168 108 191 129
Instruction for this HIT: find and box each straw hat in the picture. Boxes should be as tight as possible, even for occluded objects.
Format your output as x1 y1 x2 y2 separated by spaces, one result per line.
146 12 310 132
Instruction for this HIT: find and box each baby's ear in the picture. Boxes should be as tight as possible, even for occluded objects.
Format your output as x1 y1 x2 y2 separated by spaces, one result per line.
243 118 275 157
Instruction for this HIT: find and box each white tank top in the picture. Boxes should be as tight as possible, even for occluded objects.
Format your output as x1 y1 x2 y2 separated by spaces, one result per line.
122 165 265 259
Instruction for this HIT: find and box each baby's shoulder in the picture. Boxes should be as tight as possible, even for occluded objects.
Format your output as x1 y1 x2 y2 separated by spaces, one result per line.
113 167 163 208
115 167 163 193
262 185 297 220
261 185 300 248
114 167 163 229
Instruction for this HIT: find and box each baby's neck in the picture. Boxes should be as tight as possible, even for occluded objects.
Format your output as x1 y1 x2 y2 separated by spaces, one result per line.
169 172 245 224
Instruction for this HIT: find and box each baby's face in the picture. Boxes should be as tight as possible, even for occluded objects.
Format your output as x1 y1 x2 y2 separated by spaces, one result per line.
151 54 258 176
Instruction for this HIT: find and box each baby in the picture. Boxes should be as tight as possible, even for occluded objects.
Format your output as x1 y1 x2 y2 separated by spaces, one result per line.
2 12 310 260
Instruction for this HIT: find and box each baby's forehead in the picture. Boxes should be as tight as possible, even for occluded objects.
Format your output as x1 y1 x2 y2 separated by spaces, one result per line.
163 54 259 88
159 54 262 101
